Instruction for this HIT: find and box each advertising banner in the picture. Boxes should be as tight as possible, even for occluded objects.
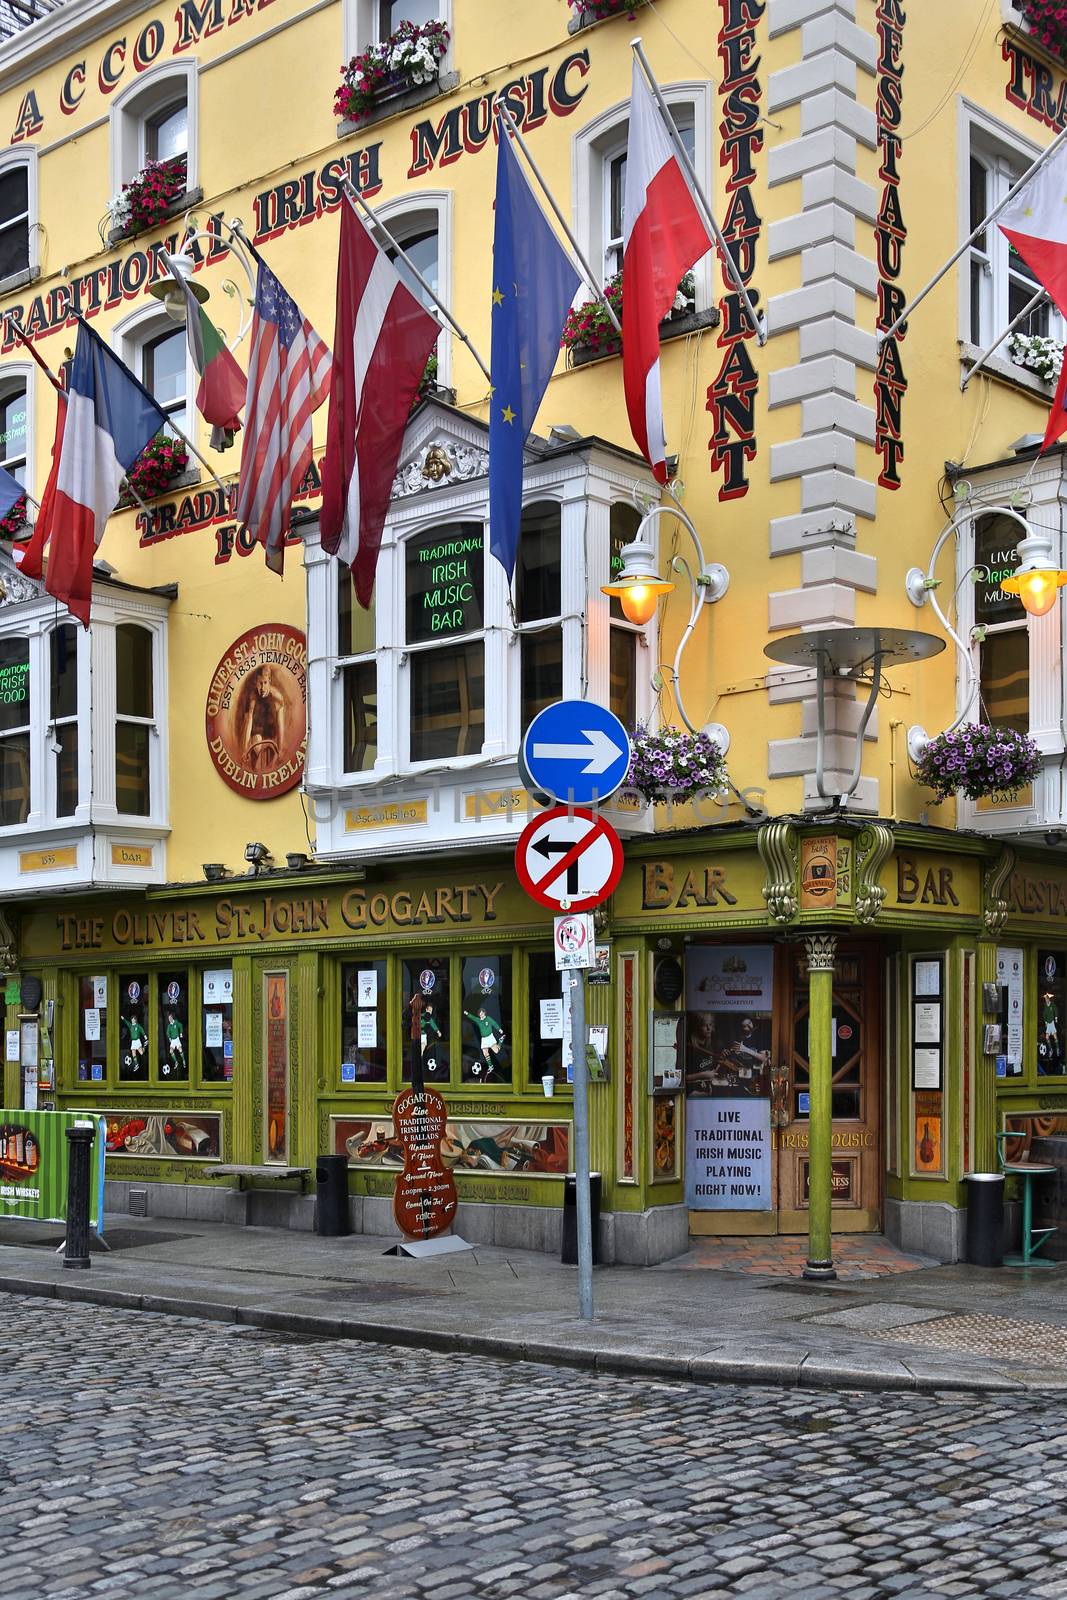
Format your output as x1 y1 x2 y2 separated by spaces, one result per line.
684 1097 772 1210
0 1109 105 1230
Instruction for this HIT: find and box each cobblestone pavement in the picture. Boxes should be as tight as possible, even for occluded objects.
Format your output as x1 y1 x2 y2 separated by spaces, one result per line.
5 1293 1067 1600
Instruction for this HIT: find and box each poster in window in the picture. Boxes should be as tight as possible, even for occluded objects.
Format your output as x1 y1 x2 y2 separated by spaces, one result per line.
204 624 308 799
996 947 1023 1071
914 1089 942 1174
913 1002 941 1045
264 972 288 1162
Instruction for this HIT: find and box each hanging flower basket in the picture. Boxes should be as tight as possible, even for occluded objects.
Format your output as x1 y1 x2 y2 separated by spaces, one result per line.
561 271 695 359
627 725 727 806
0 494 27 541
1017 1 1067 57
334 19 449 125
914 724 1042 804
118 433 189 507
108 155 188 241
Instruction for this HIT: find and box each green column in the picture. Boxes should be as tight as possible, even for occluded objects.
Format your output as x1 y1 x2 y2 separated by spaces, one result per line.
803 932 837 1281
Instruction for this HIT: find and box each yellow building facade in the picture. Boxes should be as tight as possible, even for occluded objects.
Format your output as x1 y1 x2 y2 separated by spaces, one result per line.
1 0 1066 1264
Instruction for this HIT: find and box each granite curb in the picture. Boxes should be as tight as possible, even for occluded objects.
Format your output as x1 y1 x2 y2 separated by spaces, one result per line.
0 1270 1056 1396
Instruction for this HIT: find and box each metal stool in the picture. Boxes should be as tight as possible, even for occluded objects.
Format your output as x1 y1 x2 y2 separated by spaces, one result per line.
996 1132 1057 1268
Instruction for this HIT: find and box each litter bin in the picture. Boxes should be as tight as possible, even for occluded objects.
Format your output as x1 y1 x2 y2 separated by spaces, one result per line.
561 1171 601 1265
965 1172 1004 1267
315 1154 351 1237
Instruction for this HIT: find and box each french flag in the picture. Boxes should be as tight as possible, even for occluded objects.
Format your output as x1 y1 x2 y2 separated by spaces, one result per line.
46 320 170 626
622 58 712 483
998 149 1067 455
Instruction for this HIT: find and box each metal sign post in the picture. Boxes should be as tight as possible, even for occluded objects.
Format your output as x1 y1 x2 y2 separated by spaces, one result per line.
554 911 596 1322
569 963 593 1321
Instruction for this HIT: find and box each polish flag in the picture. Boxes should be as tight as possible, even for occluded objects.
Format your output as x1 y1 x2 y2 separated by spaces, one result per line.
998 149 1067 319
320 195 440 608
623 58 712 482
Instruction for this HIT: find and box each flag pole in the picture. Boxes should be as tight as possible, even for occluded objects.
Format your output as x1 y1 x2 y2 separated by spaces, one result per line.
6 317 155 516
631 37 765 346
495 102 622 337
961 287 1050 392
879 122 1067 348
337 183 492 384
70 312 230 501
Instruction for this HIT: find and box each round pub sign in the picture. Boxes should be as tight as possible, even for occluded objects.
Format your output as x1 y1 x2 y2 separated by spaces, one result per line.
205 625 308 799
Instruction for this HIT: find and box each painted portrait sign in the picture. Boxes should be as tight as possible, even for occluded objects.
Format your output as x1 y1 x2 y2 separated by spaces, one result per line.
205 625 307 799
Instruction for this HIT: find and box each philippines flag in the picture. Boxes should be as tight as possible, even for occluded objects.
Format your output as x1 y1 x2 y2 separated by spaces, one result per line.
622 58 712 482
45 321 170 626
320 195 440 607
235 260 332 575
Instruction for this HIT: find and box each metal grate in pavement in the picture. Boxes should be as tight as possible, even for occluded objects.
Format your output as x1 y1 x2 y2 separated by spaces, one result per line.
877 1311 1067 1362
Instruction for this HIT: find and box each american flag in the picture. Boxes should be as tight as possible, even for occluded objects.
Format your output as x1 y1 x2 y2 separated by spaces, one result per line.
235 259 331 574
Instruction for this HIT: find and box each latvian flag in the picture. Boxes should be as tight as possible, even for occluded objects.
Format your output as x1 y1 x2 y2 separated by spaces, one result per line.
320 194 440 608
622 58 712 482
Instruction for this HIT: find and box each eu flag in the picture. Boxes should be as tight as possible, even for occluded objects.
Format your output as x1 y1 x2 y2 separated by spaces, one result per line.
489 132 580 581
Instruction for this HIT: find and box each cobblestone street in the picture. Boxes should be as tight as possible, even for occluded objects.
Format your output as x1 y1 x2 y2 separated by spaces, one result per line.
4 1294 1067 1599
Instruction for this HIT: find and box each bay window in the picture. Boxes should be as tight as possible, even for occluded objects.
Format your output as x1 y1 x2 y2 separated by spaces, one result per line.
305 410 658 854
0 573 170 884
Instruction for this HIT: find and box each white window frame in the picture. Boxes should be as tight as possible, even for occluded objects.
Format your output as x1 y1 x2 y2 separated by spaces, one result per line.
110 60 198 197
953 463 1065 834
0 145 38 293
958 99 1065 360
573 83 712 311
113 302 194 453
343 0 453 73
0 361 34 515
367 191 452 389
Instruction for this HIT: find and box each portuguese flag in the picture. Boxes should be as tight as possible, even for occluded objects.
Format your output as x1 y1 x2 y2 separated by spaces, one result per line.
163 251 246 450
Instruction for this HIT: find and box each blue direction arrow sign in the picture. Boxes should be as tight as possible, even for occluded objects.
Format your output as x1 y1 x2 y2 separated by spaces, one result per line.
521 699 631 806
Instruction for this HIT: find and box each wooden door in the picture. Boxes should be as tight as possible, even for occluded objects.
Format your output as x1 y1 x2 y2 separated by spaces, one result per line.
774 944 882 1233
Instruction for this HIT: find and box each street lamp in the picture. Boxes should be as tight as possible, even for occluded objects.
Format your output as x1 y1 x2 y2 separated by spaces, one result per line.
903 488 1067 759
600 482 729 734
998 527 1067 617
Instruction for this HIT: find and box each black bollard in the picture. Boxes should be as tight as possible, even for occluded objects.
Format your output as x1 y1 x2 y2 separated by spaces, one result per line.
64 1123 95 1270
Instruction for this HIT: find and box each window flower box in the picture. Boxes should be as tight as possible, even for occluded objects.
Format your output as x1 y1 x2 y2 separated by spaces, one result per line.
568 0 648 29
627 725 727 806
562 271 698 365
107 156 191 244
0 495 27 542
334 20 449 127
914 724 1042 804
1008 331 1063 387
1009 1 1067 61
117 433 189 509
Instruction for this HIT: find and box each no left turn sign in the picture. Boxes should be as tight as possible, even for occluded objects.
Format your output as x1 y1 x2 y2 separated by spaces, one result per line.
514 806 624 912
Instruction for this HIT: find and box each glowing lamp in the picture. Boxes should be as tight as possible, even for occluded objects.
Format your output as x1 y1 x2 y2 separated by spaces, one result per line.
999 531 1067 618
601 537 674 625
